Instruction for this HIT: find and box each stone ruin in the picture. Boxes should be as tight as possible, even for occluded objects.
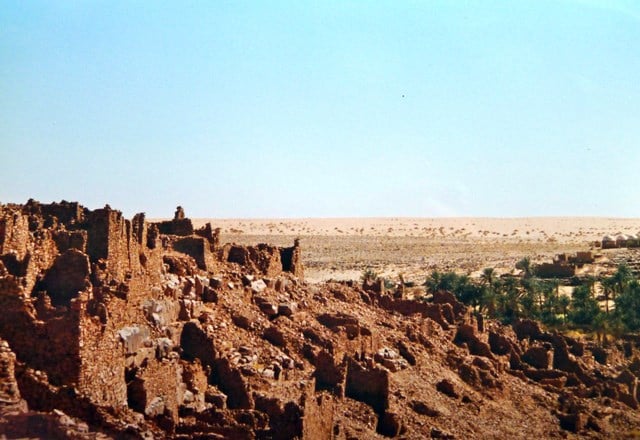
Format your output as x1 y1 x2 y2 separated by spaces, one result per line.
1 199 640 439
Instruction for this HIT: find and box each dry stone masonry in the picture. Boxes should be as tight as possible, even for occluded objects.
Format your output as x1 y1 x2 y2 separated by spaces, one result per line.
0 200 640 438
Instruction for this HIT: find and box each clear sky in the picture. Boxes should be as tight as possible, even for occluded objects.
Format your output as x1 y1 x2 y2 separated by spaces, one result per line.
1 1 639 218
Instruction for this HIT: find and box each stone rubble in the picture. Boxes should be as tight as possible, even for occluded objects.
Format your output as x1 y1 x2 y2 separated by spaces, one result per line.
0 200 639 438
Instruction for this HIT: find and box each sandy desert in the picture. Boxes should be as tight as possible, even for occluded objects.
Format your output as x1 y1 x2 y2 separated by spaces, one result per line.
193 217 640 283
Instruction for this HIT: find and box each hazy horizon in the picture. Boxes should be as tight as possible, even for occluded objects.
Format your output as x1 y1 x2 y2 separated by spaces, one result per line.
2 1 639 218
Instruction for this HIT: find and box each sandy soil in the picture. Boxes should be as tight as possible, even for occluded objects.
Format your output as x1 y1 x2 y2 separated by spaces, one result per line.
189 217 640 283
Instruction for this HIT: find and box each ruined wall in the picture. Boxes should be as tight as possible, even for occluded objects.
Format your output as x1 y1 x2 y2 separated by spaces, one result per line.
194 222 220 250
76 249 172 409
173 236 215 271
52 229 87 253
280 238 304 279
0 287 84 387
40 201 84 226
0 208 30 259
301 386 334 440
224 244 283 277
85 209 126 274
156 219 194 237
535 263 576 278
132 213 148 248
127 355 183 424
0 200 321 437
0 339 22 406
223 240 304 279
77 299 128 409
84 207 150 282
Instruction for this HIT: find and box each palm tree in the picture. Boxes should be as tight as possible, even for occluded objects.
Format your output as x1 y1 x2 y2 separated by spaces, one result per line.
425 270 442 294
550 278 561 301
583 275 597 297
612 263 632 301
479 268 497 317
426 270 460 294
516 257 533 278
520 276 542 318
480 268 496 287
613 279 640 332
497 276 522 323
558 295 570 325
361 268 378 283
601 276 616 315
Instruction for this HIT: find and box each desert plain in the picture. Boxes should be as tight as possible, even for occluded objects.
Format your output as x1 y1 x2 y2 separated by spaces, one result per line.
194 217 640 283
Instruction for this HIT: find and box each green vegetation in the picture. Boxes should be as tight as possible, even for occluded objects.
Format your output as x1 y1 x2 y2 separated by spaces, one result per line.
361 268 379 283
424 262 640 339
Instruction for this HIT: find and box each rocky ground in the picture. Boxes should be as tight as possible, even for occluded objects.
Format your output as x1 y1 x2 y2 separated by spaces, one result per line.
204 217 640 283
1 203 640 439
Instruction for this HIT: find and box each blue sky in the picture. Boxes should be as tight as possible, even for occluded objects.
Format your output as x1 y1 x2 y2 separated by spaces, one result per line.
1 1 639 218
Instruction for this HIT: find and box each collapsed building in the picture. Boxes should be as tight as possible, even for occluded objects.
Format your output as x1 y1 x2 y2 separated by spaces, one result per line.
0 200 308 438
534 251 599 279
1 200 640 439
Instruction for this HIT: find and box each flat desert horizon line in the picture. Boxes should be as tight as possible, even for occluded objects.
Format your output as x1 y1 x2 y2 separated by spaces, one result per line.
151 216 640 221
184 216 640 283
143 216 640 244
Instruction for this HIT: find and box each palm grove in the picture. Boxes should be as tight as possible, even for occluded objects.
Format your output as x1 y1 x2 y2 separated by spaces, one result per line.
413 259 640 340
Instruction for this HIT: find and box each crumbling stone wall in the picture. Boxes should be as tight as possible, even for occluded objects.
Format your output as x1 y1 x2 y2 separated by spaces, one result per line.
195 222 220 250
39 201 84 226
0 338 22 406
172 236 215 271
154 207 194 237
0 207 30 259
280 238 304 278
223 241 304 279
52 229 87 253
535 262 576 278
0 290 83 387
300 386 334 440
0 199 380 439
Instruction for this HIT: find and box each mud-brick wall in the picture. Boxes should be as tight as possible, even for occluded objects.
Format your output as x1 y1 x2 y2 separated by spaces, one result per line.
535 263 576 278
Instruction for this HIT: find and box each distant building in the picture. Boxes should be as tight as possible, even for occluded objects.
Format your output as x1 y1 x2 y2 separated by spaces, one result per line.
574 251 594 264
602 235 616 249
616 234 628 248
535 262 576 278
